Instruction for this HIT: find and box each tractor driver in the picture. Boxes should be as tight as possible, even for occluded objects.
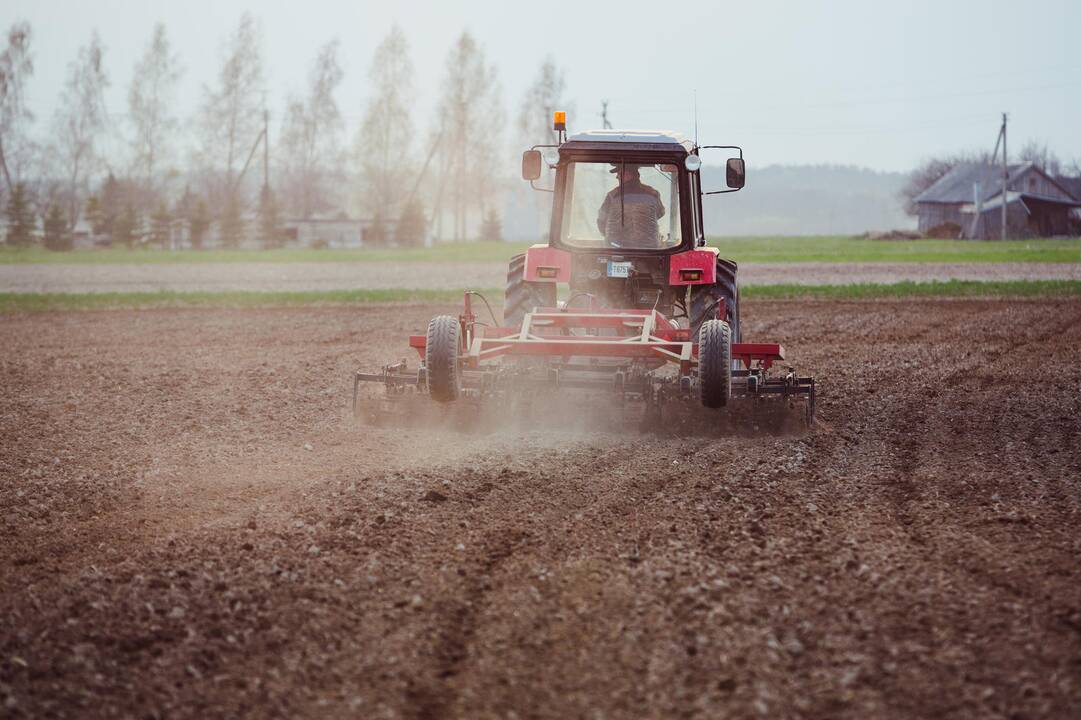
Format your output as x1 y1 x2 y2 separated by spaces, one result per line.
596 164 665 248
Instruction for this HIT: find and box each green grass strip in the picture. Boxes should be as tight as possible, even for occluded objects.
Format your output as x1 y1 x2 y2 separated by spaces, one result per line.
0 288 496 313
2 236 1078 265
2 280 1078 313
741 279 1081 299
706 236 1081 264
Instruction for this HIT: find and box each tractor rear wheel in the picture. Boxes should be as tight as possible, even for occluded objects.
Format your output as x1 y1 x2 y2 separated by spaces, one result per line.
503 253 557 329
698 319 732 409
425 315 461 402
690 257 740 342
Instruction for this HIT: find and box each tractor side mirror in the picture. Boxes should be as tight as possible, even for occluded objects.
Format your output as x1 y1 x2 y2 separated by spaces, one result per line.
522 150 542 181
726 157 746 189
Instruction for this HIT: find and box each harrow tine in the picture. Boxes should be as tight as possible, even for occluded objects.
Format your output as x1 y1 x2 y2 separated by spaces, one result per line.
352 372 361 419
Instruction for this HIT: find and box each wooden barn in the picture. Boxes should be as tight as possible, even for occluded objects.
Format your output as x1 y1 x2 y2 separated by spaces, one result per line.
914 161 1081 239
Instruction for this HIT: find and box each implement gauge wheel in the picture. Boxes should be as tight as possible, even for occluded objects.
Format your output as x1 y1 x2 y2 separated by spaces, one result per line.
426 315 461 402
698 319 732 408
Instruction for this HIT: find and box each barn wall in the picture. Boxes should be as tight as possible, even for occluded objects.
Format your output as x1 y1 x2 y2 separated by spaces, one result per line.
971 203 1036 239
917 202 964 234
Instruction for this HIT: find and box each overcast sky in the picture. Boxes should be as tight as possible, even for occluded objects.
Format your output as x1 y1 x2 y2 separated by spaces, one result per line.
4 0 1079 173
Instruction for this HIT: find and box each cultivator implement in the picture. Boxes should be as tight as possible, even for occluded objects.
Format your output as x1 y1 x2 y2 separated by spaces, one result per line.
353 293 815 431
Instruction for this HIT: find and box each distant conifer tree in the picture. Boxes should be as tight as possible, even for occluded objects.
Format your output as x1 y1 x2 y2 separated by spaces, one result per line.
4 181 34 246
395 197 427 247
480 207 502 242
150 201 172 248
43 204 72 251
189 197 209 250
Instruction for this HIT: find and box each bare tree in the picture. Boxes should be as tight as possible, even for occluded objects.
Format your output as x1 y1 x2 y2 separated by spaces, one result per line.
1017 140 1062 177
0 21 33 199
474 78 506 220
128 23 182 195
356 26 414 224
194 12 264 224
900 151 987 216
433 32 500 240
52 31 109 225
517 58 570 147
279 40 344 218
516 58 570 237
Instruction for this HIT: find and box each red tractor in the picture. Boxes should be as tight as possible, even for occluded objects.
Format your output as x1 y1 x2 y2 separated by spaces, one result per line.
355 115 814 427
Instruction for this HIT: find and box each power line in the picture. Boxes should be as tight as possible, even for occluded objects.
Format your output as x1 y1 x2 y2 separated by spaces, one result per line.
726 115 1000 138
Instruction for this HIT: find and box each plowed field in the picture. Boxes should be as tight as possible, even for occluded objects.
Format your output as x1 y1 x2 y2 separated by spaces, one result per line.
2 298 1079 718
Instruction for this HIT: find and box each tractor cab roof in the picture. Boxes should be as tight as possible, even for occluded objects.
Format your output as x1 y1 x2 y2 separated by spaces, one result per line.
564 129 694 154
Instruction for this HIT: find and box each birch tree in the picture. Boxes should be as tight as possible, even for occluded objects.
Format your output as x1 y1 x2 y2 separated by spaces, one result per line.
0 21 33 199
128 23 182 194
195 11 264 227
516 58 570 237
356 26 414 223
279 39 344 218
518 58 570 147
432 32 500 240
52 31 109 225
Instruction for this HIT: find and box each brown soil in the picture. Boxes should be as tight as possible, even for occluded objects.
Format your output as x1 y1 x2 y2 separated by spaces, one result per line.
1 299 1080 719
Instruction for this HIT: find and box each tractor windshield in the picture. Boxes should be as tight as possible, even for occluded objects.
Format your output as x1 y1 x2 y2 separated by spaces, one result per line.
560 161 681 249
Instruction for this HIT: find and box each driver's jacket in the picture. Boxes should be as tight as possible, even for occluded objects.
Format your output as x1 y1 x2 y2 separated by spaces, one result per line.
596 180 665 248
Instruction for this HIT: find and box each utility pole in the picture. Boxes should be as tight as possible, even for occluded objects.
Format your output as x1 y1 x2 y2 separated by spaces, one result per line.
1000 112 1008 241
263 109 270 192
601 100 612 130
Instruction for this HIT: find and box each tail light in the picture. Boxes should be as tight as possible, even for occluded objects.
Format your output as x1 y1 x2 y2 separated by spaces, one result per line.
536 266 559 279
679 268 703 282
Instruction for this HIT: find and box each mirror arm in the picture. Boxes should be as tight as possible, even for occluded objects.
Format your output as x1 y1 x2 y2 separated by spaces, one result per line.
527 140 562 189
698 144 745 193
699 145 743 159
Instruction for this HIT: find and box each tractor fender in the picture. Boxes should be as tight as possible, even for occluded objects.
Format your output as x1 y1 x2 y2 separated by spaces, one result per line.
523 245 572 283
668 247 718 286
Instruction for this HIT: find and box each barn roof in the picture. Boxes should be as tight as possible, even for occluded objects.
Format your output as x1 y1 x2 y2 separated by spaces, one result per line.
916 161 1081 205
1054 175 1081 201
914 162 1031 204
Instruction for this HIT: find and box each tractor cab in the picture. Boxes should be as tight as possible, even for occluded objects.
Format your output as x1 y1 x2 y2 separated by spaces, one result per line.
524 129 736 253
519 115 746 336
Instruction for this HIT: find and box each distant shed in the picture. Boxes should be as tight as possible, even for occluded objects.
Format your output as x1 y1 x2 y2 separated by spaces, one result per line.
914 161 1081 238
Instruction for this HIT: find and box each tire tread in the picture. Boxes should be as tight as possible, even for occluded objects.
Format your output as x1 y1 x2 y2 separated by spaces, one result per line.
426 315 461 402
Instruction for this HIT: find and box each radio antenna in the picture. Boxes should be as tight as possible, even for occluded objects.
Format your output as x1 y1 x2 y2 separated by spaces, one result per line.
693 90 699 148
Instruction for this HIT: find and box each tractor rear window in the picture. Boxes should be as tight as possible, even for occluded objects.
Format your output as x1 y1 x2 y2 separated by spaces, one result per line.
560 161 681 249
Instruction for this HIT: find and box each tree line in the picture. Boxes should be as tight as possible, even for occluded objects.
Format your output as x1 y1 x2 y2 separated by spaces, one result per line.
0 15 572 250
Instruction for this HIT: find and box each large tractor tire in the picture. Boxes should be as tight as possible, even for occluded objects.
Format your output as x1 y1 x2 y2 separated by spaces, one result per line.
503 253 557 329
698 319 732 409
690 257 741 343
425 315 461 402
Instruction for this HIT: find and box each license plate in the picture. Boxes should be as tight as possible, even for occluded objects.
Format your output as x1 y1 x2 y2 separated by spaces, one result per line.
607 261 632 278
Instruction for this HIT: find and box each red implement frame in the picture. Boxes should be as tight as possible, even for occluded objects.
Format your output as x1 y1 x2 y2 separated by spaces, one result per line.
407 293 784 373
